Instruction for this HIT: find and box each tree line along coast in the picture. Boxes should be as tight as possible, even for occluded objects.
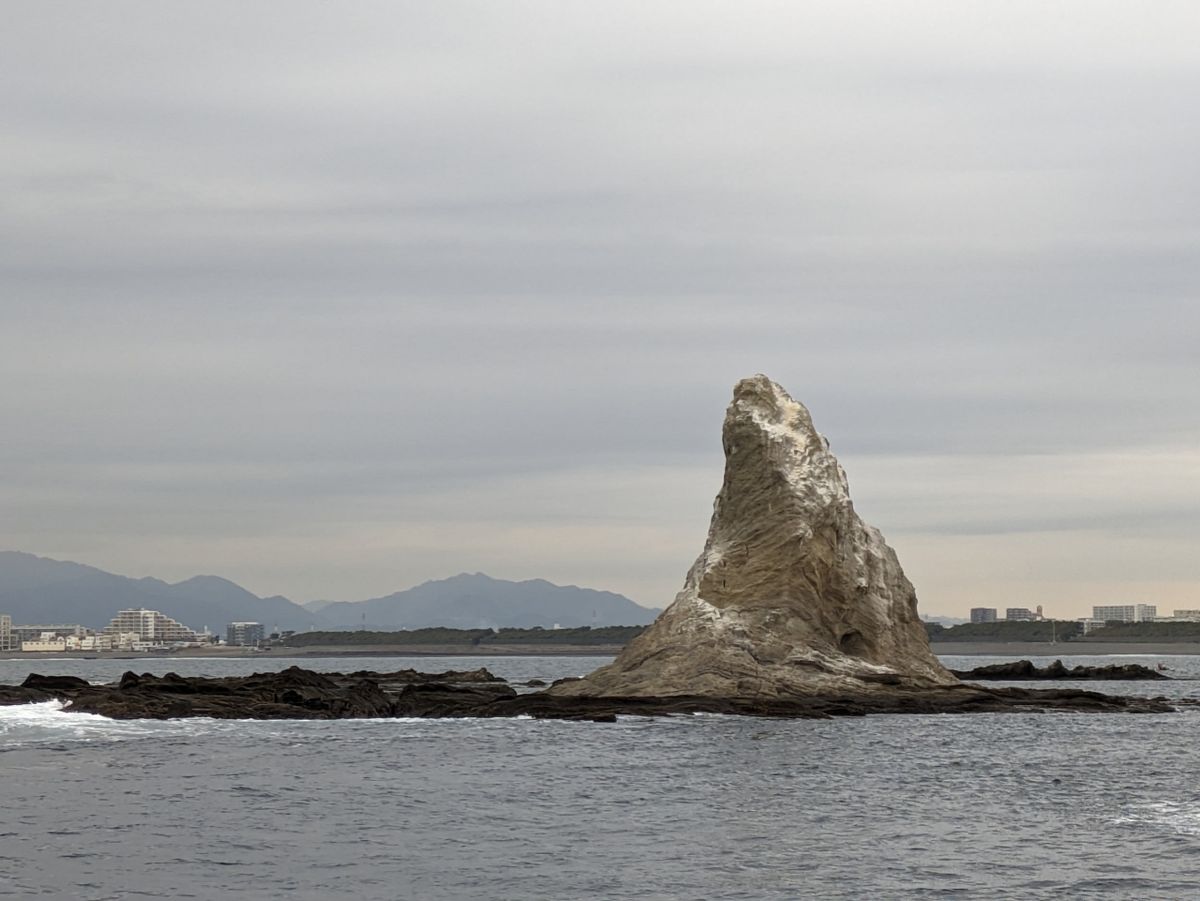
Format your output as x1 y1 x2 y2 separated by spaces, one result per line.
0 614 650 657
289 621 1200 650
284 620 1200 648
925 620 1200 643
278 626 646 649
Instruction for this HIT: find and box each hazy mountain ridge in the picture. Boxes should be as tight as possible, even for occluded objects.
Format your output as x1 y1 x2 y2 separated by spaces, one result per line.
0 552 325 633
0 552 658 632
316 572 660 630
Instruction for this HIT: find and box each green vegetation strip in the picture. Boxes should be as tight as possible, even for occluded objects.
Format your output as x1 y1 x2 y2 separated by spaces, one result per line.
1073 621 1200 641
925 621 1080 642
926 620 1200 643
280 626 648 647
283 620 1200 648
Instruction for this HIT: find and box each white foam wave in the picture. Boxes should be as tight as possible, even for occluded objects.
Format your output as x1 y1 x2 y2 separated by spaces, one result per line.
1115 800 1200 836
0 699 165 746
0 702 523 748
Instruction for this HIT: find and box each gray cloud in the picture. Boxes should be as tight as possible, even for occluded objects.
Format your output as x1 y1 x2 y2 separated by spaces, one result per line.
2 2 1198 615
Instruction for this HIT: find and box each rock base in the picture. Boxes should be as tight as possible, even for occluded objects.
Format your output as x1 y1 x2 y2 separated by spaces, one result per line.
0 666 1176 720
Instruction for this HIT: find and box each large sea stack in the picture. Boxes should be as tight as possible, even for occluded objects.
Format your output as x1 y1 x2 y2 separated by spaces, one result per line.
553 375 958 699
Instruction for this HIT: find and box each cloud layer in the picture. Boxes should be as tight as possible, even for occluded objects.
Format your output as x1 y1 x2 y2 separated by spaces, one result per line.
3 3 1198 616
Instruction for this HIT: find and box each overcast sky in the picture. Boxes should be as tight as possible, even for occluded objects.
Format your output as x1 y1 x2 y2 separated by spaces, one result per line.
2 2 1198 618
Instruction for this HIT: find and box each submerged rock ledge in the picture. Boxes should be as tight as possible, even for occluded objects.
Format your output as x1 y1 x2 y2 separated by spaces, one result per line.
0 666 1177 720
951 659 1170 681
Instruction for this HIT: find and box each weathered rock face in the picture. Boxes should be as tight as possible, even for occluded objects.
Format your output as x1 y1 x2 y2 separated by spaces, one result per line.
553 375 957 699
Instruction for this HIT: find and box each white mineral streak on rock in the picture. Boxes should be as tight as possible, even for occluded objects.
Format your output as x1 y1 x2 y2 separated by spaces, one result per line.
553 375 957 699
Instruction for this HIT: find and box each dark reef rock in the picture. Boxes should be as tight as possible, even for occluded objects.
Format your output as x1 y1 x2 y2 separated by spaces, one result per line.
68 666 400 720
951 659 1171 681
0 665 1177 720
21 674 92 691
391 681 520 718
0 665 510 720
344 667 504 684
495 684 1173 719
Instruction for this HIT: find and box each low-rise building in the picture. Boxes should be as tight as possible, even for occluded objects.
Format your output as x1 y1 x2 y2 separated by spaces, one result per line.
63 634 115 651
1005 607 1038 622
12 624 87 644
105 631 149 651
226 622 265 647
22 631 67 652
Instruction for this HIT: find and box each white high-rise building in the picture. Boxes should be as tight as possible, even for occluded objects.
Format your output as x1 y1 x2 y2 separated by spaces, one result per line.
102 608 197 644
1092 604 1157 624
0 614 14 652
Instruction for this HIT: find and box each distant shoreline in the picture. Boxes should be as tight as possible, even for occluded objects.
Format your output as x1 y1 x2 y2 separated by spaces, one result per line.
932 641 1200 656
0 643 626 662
5 640 1199 663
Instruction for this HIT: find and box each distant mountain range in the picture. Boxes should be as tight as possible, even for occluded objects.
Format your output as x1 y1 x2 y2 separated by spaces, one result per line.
313 571 657 630
0 551 660 633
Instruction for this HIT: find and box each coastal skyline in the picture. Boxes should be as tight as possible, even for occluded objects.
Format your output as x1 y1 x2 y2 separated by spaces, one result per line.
3 3 1199 619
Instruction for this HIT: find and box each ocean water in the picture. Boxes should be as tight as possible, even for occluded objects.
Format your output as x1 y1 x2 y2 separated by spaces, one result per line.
3 654 1200 900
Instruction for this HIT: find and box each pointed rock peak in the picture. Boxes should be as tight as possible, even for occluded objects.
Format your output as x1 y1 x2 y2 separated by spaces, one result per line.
554 376 956 700
729 374 818 438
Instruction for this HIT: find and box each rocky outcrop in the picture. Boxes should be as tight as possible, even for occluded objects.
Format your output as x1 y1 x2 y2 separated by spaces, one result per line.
0 665 511 720
344 667 505 684
21 674 91 691
553 375 957 700
0 665 1176 719
70 667 395 719
951 659 1170 681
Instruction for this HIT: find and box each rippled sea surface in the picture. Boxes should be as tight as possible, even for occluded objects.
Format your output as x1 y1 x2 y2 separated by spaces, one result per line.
4 654 1200 900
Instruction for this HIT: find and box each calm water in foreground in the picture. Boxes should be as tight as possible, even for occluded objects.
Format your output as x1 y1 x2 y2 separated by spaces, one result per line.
3 654 1200 900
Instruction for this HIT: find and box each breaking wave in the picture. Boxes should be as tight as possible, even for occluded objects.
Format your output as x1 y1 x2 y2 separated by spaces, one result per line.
0 700 173 748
